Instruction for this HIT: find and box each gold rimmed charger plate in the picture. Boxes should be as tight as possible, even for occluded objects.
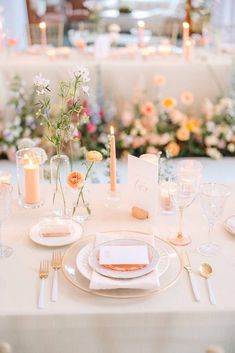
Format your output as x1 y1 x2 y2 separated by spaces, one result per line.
61 230 183 299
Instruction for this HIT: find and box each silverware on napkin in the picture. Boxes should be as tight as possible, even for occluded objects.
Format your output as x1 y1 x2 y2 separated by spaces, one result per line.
182 252 200 302
51 251 62 302
38 260 49 309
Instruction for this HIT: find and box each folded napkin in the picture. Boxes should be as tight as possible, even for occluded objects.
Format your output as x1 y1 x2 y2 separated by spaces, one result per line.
39 218 72 237
89 232 160 290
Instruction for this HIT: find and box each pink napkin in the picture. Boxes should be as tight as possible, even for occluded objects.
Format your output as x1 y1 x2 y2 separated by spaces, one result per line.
89 232 160 290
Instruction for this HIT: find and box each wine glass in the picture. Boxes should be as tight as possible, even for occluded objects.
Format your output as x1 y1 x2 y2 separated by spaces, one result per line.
0 183 13 258
168 162 202 246
198 183 230 256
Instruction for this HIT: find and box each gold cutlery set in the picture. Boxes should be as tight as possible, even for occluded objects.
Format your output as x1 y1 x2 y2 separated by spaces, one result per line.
183 253 216 305
38 251 62 309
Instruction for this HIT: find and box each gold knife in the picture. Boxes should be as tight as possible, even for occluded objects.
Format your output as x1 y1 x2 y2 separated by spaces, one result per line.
183 252 200 302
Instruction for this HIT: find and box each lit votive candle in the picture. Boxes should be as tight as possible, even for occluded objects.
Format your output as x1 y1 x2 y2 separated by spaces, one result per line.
47 48 56 60
24 159 40 204
159 181 176 213
39 21 47 47
184 39 193 61
0 171 11 184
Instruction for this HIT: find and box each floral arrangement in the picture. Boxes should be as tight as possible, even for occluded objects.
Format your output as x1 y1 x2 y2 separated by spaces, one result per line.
0 75 41 160
117 74 235 159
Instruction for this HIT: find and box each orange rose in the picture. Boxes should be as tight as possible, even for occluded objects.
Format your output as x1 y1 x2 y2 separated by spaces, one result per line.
176 128 190 141
86 150 103 162
67 171 85 189
165 141 180 157
186 118 201 133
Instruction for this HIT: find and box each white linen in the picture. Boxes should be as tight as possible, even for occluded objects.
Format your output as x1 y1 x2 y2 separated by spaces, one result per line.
89 232 160 290
1 163 235 353
0 49 232 118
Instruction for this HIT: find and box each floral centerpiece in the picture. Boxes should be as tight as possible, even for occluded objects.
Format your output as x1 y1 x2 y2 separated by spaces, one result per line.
33 67 90 216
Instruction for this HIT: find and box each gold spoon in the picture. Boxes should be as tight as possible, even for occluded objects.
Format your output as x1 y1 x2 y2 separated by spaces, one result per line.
199 263 216 305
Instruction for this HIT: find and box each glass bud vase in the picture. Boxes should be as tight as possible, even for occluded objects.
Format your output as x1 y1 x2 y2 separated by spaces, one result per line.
16 147 47 208
72 185 91 223
50 154 70 217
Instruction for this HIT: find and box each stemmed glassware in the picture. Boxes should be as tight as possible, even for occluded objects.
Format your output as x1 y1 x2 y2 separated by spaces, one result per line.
199 183 230 256
168 160 202 246
0 183 13 258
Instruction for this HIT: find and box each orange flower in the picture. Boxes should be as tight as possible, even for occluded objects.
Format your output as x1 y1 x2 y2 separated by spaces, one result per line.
141 102 155 116
176 128 190 141
162 97 177 110
86 150 103 162
165 141 180 157
67 171 85 189
186 118 201 133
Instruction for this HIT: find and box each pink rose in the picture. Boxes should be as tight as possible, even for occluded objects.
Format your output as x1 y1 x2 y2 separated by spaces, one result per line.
87 123 97 133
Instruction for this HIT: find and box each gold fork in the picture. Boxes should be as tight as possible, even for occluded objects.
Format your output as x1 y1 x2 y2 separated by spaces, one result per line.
38 261 49 309
51 251 62 302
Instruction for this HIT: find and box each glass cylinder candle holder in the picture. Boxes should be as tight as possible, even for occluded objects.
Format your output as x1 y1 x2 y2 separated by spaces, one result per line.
16 147 47 209
159 180 176 214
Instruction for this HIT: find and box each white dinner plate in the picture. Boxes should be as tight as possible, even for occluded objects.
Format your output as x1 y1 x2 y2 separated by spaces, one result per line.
29 220 83 247
88 238 159 279
224 215 235 235
76 241 169 281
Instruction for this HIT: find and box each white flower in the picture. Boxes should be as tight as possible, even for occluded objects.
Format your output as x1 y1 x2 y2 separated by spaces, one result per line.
26 115 34 125
170 110 183 124
71 66 90 83
205 135 218 146
180 91 194 106
202 98 214 120
219 97 233 111
206 147 222 159
33 73 50 95
228 143 235 153
206 121 216 133
82 85 89 95
13 116 21 126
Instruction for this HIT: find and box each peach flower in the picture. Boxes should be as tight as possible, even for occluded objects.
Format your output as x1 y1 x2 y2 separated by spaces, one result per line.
141 102 155 116
132 136 146 149
176 128 190 141
141 115 157 130
186 118 201 133
180 91 194 106
153 74 166 87
170 110 184 124
67 171 85 189
86 150 103 162
147 146 158 154
161 97 177 110
165 141 180 157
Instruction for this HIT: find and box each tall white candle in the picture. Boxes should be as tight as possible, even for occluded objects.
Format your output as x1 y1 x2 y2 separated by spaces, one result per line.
110 125 117 193
137 20 145 48
39 21 47 47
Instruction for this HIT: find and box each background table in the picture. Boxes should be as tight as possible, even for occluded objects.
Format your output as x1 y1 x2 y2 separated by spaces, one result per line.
1 158 235 353
0 49 232 118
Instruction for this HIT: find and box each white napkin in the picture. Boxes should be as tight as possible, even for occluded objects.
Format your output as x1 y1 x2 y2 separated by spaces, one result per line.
39 218 72 237
89 232 160 290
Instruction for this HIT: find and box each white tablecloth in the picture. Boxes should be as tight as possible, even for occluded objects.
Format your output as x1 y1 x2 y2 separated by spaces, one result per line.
0 49 233 117
1 159 235 353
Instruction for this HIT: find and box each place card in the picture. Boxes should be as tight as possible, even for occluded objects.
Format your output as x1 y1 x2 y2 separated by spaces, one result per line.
128 154 158 218
99 245 149 265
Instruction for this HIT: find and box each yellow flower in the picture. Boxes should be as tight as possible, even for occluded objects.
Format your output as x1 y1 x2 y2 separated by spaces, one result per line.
180 91 194 106
141 102 155 116
67 171 84 189
176 128 190 141
162 97 177 110
165 141 180 157
86 150 103 162
186 118 201 133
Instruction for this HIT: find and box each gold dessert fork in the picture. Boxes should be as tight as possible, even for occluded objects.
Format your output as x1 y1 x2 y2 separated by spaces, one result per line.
51 251 62 302
38 261 49 309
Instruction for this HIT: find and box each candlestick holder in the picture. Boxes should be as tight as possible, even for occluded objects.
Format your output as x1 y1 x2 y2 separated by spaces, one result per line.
105 188 121 209
16 147 47 208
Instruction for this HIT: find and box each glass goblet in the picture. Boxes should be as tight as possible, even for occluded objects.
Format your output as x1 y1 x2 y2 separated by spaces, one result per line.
198 183 230 256
168 172 200 246
0 183 13 258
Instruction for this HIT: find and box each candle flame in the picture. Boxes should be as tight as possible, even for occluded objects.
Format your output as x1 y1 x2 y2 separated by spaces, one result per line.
110 126 114 135
182 22 189 29
185 39 192 47
137 20 145 28
39 22 46 30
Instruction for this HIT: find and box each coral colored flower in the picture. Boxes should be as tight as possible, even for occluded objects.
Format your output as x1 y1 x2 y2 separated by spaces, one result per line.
186 118 201 133
86 123 97 133
176 128 190 141
165 141 180 157
86 150 103 162
67 171 85 189
153 74 166 87
162 97 177 110
180 91 194 106
7 38 17 47
141 102 155 116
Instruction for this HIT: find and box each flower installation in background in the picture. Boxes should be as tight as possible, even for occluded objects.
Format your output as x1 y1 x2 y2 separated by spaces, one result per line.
0 75 42 161
117 74 235 159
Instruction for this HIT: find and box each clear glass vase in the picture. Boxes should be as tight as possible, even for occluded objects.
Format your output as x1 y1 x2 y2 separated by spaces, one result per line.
72 185 91 223
50 154 70 217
